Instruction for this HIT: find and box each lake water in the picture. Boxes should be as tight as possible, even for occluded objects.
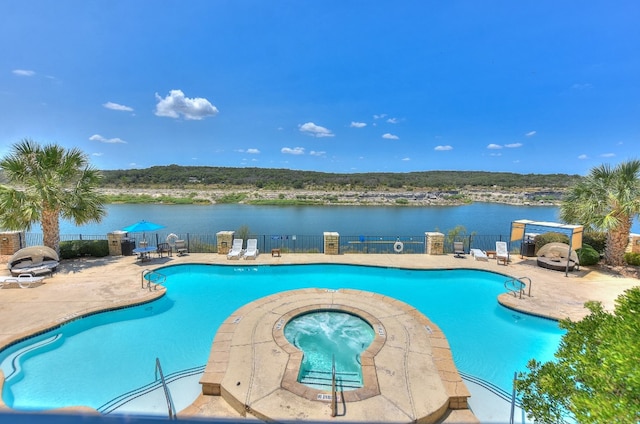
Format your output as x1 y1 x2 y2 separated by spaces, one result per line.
45 203 566 237
32 203 640 238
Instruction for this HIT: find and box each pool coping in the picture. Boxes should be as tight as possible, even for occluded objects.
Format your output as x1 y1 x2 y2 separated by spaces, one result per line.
198 288 473 423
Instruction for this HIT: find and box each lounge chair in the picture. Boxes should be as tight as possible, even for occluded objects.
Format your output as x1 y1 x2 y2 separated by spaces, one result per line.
453 241 465 258
496 241 509 265
244 239 259 260
175 240 188 256
227 239 244 259
470 248 488 261
8 246 59 277
0 274 45 289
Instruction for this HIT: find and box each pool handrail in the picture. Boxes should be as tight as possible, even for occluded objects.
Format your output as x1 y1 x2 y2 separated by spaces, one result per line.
154 357 176 420
142 269 166 291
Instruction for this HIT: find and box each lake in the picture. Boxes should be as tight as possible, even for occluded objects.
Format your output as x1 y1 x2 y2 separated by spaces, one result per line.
36 203 568 237
30 203 640 239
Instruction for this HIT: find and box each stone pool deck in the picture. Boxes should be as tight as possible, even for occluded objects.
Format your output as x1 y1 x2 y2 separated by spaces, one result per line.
0 252 638 422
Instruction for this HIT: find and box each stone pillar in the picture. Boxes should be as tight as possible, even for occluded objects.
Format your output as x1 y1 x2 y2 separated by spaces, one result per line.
0 231 25 255
628 234 640 254
107 231 128 256
425 232 445 255
217 231 235 254
323 232 340 255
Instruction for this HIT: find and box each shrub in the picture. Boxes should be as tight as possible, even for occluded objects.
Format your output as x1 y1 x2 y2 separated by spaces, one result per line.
59 240 109 259
534 232 569 252
624 252 640 266
583 231 606 253
577 244 600 266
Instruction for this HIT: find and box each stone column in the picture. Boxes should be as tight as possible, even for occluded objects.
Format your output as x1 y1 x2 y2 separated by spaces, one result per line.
323 232 340 255
217 231 235 254
425 232 444 255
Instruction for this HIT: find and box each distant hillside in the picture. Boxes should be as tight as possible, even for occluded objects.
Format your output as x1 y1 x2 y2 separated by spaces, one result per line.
100 165 582 190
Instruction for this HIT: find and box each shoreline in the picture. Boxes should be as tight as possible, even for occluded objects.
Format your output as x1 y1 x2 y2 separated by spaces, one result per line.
99 187 562 207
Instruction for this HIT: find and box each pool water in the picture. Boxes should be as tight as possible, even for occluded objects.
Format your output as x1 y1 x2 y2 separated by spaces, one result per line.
284 311 375 390
0 264 564 413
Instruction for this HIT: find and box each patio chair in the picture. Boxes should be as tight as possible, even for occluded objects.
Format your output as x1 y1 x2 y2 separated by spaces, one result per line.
453 241 465 258
0 274 45 289
244 239 259 260
156 242 172 258
470 248 488 261
227 239 244 259
496 241 509 265
175 240 188 256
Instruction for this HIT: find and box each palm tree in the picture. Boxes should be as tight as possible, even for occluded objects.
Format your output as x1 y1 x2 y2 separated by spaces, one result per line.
0 139 106 254
560 160 640 266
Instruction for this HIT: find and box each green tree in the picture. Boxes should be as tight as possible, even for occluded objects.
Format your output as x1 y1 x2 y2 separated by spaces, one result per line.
0 139 106 253
515 287 640 424
560 160 640 266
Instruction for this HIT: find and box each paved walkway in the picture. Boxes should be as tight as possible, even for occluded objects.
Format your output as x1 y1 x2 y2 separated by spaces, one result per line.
0 252 637 422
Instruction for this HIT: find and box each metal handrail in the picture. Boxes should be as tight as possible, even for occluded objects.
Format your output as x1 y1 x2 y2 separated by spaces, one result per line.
142 269 166 291
504 276 532 299
330 354 337 417
155 357 175 420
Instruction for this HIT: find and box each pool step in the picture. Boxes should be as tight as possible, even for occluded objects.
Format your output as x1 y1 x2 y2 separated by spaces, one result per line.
299 369 362 390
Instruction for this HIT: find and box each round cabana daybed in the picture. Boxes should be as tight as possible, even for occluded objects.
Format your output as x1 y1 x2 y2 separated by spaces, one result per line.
536 242 579 272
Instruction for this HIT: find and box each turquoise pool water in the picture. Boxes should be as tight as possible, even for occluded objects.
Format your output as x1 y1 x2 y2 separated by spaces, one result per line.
0 264 564 413
284 311 375 390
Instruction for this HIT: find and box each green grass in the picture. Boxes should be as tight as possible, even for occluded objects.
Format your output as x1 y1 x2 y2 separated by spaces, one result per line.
105 194 210 204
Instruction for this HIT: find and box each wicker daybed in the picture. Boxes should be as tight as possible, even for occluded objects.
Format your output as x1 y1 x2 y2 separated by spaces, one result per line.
536 242 579 272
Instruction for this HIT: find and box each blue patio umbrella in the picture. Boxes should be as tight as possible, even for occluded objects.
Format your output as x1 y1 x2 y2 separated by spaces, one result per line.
122 220 165 242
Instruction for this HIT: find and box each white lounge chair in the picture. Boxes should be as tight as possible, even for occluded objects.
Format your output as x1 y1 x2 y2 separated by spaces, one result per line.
174 240 188 256
244 239 259 260
470 248 488 261
0 274 45 289
227 239 244 259
453 241 465 258
496 241 509 265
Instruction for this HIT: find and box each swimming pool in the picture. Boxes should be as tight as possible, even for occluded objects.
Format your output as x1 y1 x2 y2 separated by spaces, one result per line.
0 264 564 415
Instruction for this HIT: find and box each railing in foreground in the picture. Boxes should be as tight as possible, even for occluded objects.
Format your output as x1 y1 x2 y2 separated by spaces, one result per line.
154 357 176 420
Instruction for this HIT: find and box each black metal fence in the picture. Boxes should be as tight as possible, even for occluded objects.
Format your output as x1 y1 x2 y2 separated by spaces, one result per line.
24 232 517 255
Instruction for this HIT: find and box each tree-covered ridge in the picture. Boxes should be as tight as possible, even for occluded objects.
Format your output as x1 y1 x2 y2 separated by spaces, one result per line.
100 165 582 189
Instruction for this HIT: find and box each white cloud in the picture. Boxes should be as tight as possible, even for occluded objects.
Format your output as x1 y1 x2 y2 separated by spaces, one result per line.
310 150 326 157
504 143 523 148
525 131 536 137
600 153 615 158
92 152 103 156
489 153 502 157
373 114 387 120
281 147 305 155
246 148 260 154
382 133 399 140
401 157 410 161
350 121 367 128
487 144 503 149
12 69 35 77
299 122 334 138
387 117 399 124
103 101 133 112
89 134 127 144
434 145 453 151
155 89 218 120
578 154 588 160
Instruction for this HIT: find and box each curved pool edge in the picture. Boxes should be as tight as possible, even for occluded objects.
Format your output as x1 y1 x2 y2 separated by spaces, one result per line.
0 286 166 414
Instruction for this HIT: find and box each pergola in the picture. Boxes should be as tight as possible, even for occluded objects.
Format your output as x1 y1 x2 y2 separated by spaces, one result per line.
510 219 584 276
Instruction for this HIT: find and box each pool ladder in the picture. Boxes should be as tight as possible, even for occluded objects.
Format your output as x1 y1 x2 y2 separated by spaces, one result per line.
155 357 176 420
504 276 532 299
142 269 166 291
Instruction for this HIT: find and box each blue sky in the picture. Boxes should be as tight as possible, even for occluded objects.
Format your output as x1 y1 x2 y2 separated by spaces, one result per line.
1 1 638 175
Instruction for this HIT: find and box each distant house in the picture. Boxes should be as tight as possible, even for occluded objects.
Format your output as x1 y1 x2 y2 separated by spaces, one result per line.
188 177 201 183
